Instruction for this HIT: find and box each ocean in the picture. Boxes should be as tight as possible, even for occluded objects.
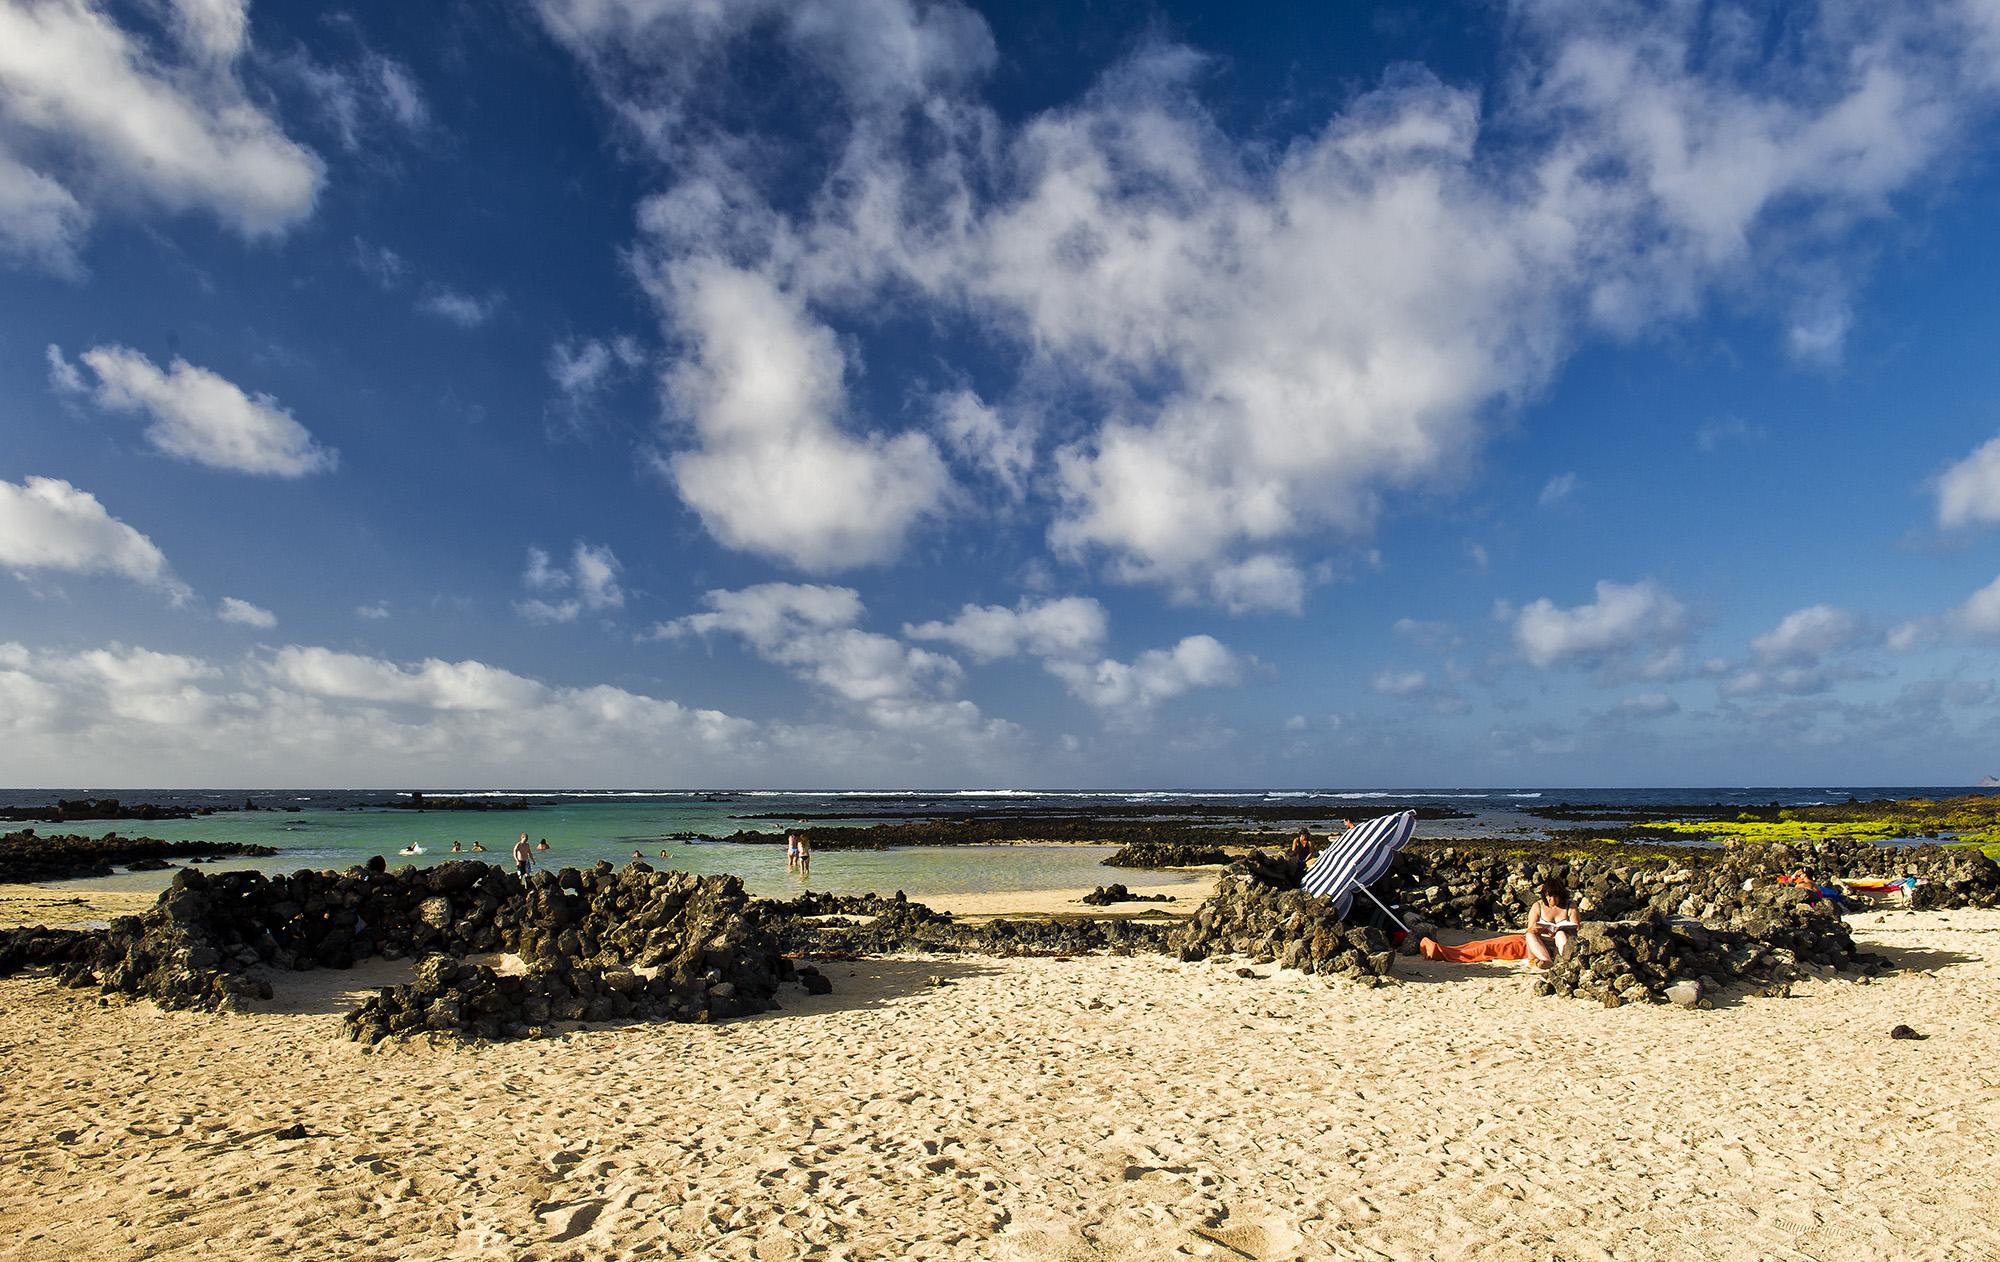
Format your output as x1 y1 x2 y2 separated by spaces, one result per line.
5 786 1988 901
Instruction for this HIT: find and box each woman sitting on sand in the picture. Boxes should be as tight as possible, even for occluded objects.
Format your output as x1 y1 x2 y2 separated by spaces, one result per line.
1523 877 1580 967
1288 828 1314 866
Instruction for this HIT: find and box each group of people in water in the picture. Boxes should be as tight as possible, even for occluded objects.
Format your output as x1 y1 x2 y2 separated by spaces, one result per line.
404 830 820 881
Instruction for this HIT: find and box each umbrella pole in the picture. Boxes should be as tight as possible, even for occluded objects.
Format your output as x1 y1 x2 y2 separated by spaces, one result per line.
1352 883 1411 936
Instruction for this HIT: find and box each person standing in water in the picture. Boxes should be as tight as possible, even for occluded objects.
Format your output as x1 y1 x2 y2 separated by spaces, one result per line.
796 830 811 877
785 831 801 873
512 832 534 878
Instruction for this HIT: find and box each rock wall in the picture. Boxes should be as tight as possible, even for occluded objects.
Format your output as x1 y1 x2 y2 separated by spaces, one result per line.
52 860 793 1042
751 891 1175 957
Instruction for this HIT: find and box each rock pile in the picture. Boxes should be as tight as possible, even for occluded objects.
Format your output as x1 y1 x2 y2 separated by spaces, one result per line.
1 829 278 883
1079 884 1175 906
0 926 97 978
46 861 795 1042
1102 841 1237 868
1537 901 1884 1008
1169 869 1397 984
751 890 1174 957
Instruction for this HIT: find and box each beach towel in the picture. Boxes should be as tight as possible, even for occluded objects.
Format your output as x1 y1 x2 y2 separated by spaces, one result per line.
1419 934 1528 964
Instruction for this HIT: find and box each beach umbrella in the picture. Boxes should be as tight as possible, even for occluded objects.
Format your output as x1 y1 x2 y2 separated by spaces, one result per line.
1300 810 1417 930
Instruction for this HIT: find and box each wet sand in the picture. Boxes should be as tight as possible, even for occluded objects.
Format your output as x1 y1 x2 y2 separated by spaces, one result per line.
3 905 1996 1261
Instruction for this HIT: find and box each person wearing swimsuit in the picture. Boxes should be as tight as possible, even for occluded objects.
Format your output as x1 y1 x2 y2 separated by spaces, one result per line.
1523 876 1580 966
1288 828 1314 867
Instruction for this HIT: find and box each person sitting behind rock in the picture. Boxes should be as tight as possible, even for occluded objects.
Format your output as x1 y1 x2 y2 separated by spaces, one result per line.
1523 877 1580 968
1288 827 1314 866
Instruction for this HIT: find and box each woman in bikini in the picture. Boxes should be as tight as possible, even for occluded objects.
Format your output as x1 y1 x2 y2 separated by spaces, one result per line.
1523 877 1580 967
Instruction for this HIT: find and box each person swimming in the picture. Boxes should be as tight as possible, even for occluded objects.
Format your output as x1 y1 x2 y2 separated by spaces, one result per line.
471 840 486 852
398 842 424 856
450 840 463 853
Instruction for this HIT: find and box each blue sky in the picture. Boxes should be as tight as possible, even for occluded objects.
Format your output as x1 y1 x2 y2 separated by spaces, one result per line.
4 0 2000 789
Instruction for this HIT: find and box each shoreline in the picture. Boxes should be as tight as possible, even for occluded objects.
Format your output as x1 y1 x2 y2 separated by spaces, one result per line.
4 908 1995 1259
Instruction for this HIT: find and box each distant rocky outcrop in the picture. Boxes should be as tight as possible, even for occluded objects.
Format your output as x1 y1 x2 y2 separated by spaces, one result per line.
0 830 278 883
0 798 220 824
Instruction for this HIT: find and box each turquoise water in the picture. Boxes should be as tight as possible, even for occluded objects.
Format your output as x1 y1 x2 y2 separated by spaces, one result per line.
25 801 1204 902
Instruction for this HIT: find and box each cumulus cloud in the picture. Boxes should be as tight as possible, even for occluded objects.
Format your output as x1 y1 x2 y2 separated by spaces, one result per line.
1044 634 1248 715
1749 604 1865 667
1510 579 1688 670
515 542 624 624
0 0 322 270
904 596 1108 663
659 262 952 571
0 638 774 786
1204 554 1308 616
0 474 188 600
655 582 1005 737
1953 574 2000 638
537 0 2000 606
216 596 275 629
50 343 337 476
1937 434 2000 530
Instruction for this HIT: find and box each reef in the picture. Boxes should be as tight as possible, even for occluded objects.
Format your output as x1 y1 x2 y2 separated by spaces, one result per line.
0 830 278 883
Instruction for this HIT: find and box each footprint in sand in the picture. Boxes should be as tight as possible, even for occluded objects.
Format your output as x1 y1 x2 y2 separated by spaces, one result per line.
537 1197 606 1243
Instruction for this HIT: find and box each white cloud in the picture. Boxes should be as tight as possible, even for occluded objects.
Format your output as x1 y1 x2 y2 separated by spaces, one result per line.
0 145 88 274
1203 554 1307 616
1953 574 2000 638
656 582 1005 737
1695 418 1764 453
1045 634 1247 714
1371 669 1429 697
1885 619 1931 652
0 0 322 266
353 238 405 288
660 261 952 571
549 335 644 398
0 638 774 786
51 343 336 476
539 0 2000 608
0 475 187 600
266 645 550 711
936 389 1034 501
419 288 502 327
516 542 624 624
216 596 275 629
1749 604 1864 667
1937 434 2000 530
355 600 391 620
1511 579 1688 670
1538 472 1580 507
904 595 1107 663
281 45 431 153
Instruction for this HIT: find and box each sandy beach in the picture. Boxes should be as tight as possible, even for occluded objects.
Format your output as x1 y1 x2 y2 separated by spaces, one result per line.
3 896 1996 1262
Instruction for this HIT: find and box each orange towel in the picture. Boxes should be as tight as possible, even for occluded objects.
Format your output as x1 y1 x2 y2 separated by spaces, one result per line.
1419 934 1528 963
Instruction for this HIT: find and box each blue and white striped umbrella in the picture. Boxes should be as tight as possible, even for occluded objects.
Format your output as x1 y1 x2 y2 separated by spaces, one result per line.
1299 810 1418 921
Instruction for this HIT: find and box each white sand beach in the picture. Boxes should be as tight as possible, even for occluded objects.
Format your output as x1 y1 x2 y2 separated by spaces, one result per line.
3 899 1997 1261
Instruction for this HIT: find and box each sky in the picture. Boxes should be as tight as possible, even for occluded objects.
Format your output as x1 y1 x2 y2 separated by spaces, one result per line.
3 0 2000 789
